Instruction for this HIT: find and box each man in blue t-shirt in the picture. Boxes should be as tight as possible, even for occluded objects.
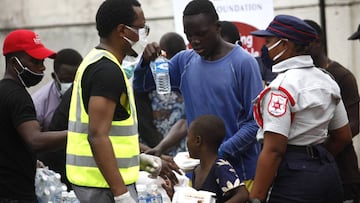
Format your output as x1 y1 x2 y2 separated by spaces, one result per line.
133 0 263 190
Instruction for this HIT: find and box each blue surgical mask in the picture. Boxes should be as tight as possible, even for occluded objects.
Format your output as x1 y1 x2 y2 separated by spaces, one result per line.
261 39 288 67
13 57 44 87
121 55 140 79
260 45 273 70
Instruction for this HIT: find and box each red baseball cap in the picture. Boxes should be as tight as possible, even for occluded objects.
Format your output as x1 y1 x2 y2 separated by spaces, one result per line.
2 29 56 59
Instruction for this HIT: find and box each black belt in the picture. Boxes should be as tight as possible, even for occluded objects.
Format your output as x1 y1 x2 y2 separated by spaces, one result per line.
287 145 319 158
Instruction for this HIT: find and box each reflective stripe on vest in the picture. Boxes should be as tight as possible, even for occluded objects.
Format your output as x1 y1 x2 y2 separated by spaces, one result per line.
67 154 139 167
66 48 139 188
68 120 137 135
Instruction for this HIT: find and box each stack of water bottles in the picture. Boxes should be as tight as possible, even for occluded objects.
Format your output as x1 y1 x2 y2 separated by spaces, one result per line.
137 184 163 203
35 167 79 203
150 53 171 96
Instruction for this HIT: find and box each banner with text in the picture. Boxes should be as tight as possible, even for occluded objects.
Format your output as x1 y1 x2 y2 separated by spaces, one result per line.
171 0 274 56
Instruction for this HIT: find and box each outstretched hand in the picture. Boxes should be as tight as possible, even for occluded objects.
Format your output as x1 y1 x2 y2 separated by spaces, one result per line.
140 42 161 66
159 154 182 186
145 146 163 157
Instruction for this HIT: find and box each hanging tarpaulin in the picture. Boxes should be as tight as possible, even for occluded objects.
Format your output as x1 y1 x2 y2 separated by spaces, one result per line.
171 0 274 56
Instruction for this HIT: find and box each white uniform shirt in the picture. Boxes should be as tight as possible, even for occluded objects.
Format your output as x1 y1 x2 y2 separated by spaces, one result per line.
255 55 348 145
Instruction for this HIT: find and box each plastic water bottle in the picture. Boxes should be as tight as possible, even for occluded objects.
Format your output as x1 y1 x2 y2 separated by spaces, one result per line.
65 190 80 203
150 55 171 95
149 184 163 203
137 184 151 203
35 167 68 203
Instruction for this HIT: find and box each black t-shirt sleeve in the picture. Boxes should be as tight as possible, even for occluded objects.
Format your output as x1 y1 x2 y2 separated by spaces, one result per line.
82 57 129 120
8 88 37 128
84 58 126 101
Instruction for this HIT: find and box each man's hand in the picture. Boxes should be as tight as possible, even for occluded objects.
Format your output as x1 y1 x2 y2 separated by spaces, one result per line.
139 153 162 177
141 42 161 66
161 176 175 200
159 155 182 185
145 146 163 157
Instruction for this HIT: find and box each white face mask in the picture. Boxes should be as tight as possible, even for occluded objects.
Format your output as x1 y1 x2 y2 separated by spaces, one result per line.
59 82 72 95
267 39 288 61
124 26 148 57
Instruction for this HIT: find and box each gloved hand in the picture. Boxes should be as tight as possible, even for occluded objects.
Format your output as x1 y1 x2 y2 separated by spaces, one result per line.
139 153 162 178
114 191 136 203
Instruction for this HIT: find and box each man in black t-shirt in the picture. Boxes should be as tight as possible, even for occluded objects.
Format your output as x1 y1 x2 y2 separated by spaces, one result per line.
0 29 67 202
306 19 360 203
66 1 162 203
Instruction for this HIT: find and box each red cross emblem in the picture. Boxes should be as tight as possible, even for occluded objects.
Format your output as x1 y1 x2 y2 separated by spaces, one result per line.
267 92 288 117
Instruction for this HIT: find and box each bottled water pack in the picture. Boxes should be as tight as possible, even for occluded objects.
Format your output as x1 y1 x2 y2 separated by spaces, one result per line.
35 167 79 203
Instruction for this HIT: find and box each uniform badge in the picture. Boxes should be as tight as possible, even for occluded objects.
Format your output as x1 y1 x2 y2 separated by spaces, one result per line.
268 92 288 117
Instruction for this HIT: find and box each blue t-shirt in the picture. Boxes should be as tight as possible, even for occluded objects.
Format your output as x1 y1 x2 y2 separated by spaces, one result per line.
133 45 263 180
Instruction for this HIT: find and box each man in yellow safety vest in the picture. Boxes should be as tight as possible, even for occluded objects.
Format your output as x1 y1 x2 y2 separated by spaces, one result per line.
66 0 160 202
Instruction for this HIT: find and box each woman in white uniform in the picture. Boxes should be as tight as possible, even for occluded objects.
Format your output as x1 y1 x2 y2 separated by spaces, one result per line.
249 14 352 203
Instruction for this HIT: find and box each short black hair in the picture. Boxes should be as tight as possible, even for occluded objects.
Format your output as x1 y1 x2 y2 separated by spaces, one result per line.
190 115 225 149
54 48 83 73
96 0 141 38
183 0 219 23
159 32 186 59
5 51 21 63
304 19 324 45
220 21 240 44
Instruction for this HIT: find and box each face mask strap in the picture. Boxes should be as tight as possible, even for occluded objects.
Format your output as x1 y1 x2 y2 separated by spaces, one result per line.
13 57 25 74
52 72 62 91
123 36 135 46
13 56 44 87
23 67 44 76
13 57 31 87
272 48 287 61
267 38 288 61
268 39 282 51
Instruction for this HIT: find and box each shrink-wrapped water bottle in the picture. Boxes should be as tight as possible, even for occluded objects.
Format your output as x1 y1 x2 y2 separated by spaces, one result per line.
149 184 163 203
137 184 151 203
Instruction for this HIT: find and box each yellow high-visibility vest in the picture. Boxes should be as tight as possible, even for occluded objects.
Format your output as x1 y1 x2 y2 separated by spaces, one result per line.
66 48 139 187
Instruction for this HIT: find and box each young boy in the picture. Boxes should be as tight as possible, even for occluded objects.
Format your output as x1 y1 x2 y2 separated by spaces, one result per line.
163 115 249 203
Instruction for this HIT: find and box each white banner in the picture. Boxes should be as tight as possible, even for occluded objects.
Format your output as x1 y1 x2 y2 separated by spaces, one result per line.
171 0 274 56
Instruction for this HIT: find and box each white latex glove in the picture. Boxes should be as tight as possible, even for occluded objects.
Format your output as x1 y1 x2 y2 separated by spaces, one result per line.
114 191 136 203
139 153 162 178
